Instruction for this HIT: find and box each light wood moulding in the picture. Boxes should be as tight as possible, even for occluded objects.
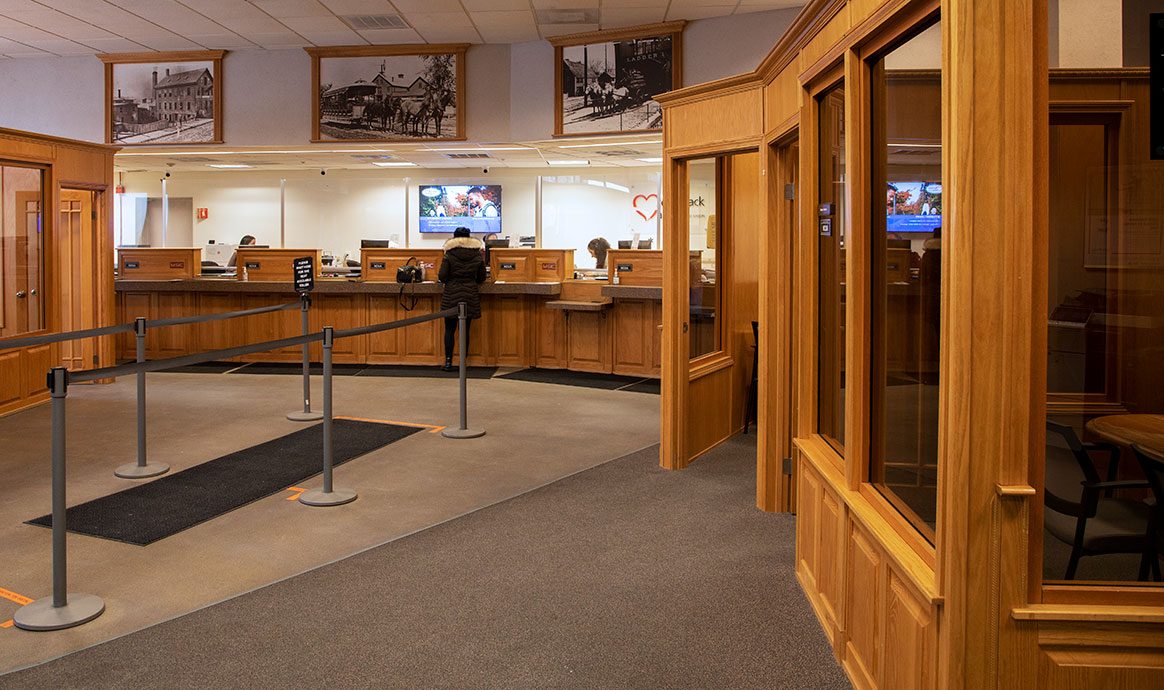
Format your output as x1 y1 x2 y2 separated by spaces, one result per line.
99 50 225 146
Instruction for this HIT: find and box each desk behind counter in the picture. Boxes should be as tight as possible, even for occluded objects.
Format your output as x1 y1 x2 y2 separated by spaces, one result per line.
114 278 661 377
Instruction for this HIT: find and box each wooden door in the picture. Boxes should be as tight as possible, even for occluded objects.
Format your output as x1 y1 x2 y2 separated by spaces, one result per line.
58 190 98 371
3 190 44 339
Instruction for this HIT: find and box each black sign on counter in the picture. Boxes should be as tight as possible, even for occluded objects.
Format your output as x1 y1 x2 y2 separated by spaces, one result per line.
370 261 386 270
1152 14 1164 159
124 261 139 269
617 263 633 272
245 261 261 270
293 256 314 293
500 262 516 270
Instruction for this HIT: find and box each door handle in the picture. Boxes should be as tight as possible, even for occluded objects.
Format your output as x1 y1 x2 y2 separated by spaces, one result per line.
16 291 26 298
682 322 688 334
30 289 37 296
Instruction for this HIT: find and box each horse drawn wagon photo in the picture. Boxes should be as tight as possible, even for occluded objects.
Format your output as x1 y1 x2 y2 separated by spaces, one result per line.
308 45 467 142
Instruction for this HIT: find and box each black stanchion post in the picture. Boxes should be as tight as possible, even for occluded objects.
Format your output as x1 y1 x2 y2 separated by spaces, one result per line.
14 368 105 631
115 317 169 479
300 327 356 506
441 302 485 439
287 294 322 422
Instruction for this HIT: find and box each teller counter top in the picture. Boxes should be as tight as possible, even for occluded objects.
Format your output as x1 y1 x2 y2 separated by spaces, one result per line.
115 278 563 296
601 285 663 300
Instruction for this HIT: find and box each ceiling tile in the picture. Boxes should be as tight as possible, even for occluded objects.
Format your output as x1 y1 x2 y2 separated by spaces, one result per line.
415 26 483 44
246 31 313 47
475 26 540 43
531 0 600 8
215 16 289 33
666 6 736 22
390 0 464 12
469 10 535 29
357 27 424 43
0 17 61 42
297 30 369 45
135 34 206 51
316 0 395 12
175 0 272 20
736 0 803 6
81 36 151 52
123 1 231 35
600 7 665 28
406 11 474 29
460 0 529 9
280 15 350 32
185 32 258 49
0 36 48 57
250 0 331 18
0 9 116 41
601 0 669 5
25 38 97 55
540 23 599 37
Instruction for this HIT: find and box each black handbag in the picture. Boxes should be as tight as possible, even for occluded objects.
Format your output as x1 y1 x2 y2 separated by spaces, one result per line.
396 257 422 311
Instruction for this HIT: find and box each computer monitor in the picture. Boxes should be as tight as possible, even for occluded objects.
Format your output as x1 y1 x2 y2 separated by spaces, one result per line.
636 238 653 249
361 239 391 248
618 240 632 249
485 239 509 249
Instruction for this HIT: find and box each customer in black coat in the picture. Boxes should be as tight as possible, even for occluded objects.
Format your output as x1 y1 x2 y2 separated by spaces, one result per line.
438 227 487 370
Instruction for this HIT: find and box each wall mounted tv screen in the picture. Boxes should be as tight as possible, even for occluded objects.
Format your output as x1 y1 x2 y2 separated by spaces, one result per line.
418 185 502 234
886 182 942 233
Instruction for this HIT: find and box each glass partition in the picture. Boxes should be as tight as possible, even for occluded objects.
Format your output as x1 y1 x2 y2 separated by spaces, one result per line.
817 82 847 450
0 165 45 338
867 21 943 543
687 157 719 359
1041 3 1164 585
541 170 662 272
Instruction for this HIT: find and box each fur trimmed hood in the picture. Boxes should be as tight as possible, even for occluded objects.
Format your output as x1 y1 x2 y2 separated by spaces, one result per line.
443 236 482 251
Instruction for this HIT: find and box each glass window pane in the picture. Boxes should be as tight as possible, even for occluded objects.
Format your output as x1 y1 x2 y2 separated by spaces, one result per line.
688 158 718 358
817 83 846 450
868 21 942 542
1 165 45 338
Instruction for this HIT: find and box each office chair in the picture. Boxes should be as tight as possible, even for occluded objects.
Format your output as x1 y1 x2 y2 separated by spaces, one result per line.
1129 444 1163 581
744 321 758 434
1044 421 1153 580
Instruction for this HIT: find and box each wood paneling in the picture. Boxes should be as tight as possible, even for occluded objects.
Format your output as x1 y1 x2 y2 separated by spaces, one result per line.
490 249 574 283
0 350 23 409
533 297 567 369
566 310 609 373
607 250 663 286
237 248 322 282
668 88 764 150
610 299 659 377
485 294 528 366
882 568 934 690
845 523 882 689
360 248 444 282
118 248 201 280
798 3 850 78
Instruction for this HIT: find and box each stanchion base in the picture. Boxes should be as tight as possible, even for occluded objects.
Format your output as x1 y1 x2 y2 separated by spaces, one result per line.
298 488 357 506
441 427 486 439
13 594 105 631
114 462 169 479
287 410 324 422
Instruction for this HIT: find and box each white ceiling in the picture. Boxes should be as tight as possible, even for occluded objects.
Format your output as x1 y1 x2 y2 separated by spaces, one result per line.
0 0 804 58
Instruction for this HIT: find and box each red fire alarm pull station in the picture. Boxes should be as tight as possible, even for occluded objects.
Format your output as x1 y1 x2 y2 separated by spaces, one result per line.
197 208 208 219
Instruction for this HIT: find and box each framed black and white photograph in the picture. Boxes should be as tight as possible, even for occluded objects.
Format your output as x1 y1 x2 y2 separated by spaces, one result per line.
551 22 684 137
100 51 225 146
307 44 467 142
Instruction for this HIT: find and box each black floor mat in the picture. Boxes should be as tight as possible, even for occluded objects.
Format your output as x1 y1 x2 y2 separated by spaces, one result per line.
228 362 366 376
26 419 422 546
497 368 645 390
158 361 247 374
355 364 496 379
619 378 660 394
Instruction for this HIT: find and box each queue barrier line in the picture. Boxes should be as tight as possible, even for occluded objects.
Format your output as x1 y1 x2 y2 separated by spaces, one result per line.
147 299 301 329
15 303 476 632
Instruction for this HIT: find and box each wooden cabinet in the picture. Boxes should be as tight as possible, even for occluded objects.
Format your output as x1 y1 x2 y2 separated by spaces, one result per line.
566 310 610 373
366 294 442 365
532 297 567 369
360 248 444 282
236 248 322 282
118 248 201 280
610 299 662 377
490 249 574 282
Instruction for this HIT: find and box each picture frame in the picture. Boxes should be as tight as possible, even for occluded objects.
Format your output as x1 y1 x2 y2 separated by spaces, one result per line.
306 44 468 142
550 21 685 138
100 50 225 146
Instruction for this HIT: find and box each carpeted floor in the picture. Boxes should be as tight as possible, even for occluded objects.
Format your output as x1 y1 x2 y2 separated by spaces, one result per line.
0 436 850 690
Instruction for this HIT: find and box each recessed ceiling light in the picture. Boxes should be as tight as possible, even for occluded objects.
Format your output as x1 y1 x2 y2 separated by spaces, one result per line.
548 160 587 165
636 158 663 163
372 161 418 167
559 140 662 149
207 164 252 168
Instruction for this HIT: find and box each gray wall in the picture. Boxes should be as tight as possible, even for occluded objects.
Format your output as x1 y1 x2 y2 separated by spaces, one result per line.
0 8 799 145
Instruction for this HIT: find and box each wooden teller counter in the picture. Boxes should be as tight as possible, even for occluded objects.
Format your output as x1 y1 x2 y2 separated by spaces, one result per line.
115 246 663 377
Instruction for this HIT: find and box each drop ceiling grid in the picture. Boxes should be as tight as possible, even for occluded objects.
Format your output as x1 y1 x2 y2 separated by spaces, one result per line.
0 0 803 57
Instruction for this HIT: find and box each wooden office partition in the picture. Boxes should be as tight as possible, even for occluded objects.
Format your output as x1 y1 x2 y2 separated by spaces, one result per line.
360 248 444 282
118 247 201 280
237 248 322 282
490 249 574 282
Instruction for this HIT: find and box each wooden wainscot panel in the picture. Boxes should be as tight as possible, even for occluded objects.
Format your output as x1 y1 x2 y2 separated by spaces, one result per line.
566 310 610 373
21 345 52 399
311 294 366 364
607 250 663 286
488 294 529 367
611 299 655 377
365 295 403 362
684 365 734 460
533 297 567 369
848 0 889 27
668 88 763 148
0 350 25 410
844 521 882 690
118 248 201 280
817 482 844 641
237 248 322 282
360 248 444 282
153 292 195 359
799 3 850 78
881 566 935 690
764 68 800 133
195 293 243 358
240 293 300 362
1036 621 1164 689
533 250 573 282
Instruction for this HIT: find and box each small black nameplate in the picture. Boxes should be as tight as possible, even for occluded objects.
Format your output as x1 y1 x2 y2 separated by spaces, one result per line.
500 262 516 270
617 263 633 271
370 262 386 270
293 256 314 293
245 261 261 270
124 261 139 269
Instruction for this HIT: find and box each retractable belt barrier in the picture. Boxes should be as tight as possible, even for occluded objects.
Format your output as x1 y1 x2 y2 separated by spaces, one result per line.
14 303 482 632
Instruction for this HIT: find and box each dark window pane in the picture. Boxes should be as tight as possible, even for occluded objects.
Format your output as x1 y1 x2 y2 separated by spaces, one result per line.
817 83 846 450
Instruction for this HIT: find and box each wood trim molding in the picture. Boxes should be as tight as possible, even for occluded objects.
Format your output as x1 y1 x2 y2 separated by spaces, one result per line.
757 0 848 81
688 352 733 380
0 128 118 154
303 43 470 58
546 20 687 47
666 138 763 160
1048 99 1135 113
1012 605 1164 623
764 112 801 145
98 50 226 64
995 484 1037 497
1049 67 1150 80
654 73 763 108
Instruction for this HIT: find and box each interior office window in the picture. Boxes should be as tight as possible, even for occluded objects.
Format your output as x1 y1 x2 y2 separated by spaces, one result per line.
688 157 719 359
867 21 943 543
0 165 45 338
817 83 847 450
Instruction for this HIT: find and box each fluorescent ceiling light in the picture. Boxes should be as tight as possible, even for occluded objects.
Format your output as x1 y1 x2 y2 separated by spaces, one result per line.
372 161 418 167
586 179 604 188
558 140 662 149
637 158 663 163
547 160 587 165
207 164 252 168
606 182 630 193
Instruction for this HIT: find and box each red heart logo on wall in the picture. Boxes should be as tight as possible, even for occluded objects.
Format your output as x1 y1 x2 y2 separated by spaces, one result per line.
633 194 659 221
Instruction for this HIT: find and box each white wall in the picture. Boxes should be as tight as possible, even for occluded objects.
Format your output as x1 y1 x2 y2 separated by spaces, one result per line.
0 9 805 145
542 171 661 268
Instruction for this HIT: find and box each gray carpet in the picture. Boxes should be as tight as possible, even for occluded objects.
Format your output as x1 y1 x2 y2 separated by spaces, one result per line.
0 436 850 690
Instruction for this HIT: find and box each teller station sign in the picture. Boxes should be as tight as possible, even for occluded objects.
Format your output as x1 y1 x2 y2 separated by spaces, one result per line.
236 248 323 281
118 247 202 280
489 249 574 282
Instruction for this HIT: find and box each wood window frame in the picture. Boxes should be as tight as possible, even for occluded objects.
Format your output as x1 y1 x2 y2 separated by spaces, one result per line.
682 154 729 371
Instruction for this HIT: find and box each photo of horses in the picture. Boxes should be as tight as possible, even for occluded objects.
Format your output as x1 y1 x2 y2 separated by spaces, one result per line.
314 50 462 141
558 32 677 136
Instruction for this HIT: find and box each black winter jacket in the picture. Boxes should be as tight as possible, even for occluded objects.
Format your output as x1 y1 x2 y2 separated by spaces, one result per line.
438 236 487 319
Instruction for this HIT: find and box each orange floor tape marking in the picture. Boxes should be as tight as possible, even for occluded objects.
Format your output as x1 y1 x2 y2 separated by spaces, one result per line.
1 620 13 628
285 486 308 501
0 588 32 606
334 415 445 434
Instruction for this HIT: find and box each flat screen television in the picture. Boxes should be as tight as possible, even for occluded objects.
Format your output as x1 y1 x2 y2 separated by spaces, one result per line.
418 184 502 234
886 181 941 233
